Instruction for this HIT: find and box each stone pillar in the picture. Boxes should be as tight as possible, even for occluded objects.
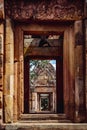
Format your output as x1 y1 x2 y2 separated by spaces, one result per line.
0 0 4 123
74 21 86 122
84 0 87 122
14 26 24 121
68 26 75 121
0 24 4 124
3 19 14 123
85 19 87 122
63 28 70 118
64 26 75 121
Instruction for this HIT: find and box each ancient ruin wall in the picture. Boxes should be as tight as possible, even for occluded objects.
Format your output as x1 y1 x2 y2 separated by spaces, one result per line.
5 0 83 21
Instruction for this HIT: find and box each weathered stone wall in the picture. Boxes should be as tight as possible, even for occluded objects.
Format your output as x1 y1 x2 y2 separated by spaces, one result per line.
84 2 87 117
0 0 4 124
74 21 86 122
2 0 86 124
3 19 14 123
0 24 4 123
5 0 83 21
84 0 87 123
85 19 87 122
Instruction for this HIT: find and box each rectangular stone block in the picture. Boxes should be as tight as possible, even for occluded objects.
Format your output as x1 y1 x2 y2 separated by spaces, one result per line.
5 124 87 130
0 79 2 86
4 95 13 123
0 34 3 54
0 55 3 67
0 91 2 108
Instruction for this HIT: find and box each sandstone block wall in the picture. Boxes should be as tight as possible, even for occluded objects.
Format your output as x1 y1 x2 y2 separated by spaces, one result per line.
0 0 4 124
0 0 87 124
0 24 4 123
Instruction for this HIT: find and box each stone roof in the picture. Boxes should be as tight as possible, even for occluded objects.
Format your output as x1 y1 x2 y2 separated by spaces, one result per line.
31 62 56 86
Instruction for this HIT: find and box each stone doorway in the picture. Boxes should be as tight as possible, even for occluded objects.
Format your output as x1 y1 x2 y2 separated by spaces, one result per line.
39 93 51 112
13 22 75 122
3 0 86 123
24 34 63 114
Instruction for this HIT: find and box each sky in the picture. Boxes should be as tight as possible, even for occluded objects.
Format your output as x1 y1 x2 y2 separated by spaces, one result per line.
50 60 56 70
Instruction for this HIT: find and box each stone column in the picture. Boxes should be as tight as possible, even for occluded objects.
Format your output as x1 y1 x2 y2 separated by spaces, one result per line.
74 21 86 122
84 0 87 122
3 19 14 123
14 26 24 121
0 0 4 123
64 26 75 121
68 26 75 121
0 24 4 123
85 19 87 122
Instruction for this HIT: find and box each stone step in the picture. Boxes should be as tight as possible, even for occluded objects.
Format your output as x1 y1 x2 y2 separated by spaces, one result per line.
5 123 87 130
19 119 71 123
19 114 67 120
19 114 71 123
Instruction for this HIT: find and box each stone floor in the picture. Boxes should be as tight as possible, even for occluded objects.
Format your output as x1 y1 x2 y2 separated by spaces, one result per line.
0 113 87 130
0 114 87 130
2 123 87 130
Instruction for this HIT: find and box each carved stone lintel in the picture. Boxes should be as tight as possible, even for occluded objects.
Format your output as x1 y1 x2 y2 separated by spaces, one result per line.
5 0 83 21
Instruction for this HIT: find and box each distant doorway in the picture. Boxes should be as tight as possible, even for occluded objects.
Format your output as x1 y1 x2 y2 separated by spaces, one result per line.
29 59 56 113
40 93 50 111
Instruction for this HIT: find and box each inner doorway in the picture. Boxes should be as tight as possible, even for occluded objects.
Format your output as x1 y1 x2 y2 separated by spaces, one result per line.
24 33 63 114
39 93 50 111
29 59 56 113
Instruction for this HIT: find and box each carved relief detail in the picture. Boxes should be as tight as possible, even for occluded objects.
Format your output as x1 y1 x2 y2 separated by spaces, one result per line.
5 0 83 21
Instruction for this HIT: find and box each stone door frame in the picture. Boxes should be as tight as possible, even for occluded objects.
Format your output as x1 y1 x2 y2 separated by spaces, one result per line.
24 55 63 114
13 21 75 122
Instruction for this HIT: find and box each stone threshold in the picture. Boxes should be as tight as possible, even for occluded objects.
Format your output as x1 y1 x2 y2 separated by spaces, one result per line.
4 123 87 130
19 114 71 123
